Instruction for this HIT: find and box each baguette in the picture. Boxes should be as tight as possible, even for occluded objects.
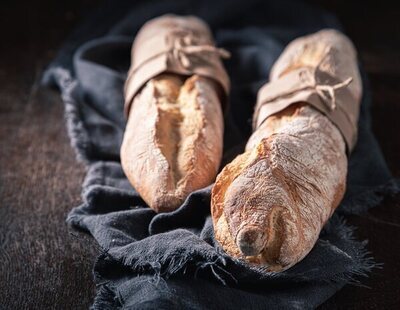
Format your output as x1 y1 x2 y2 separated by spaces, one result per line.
211 30 362 271
121 73 223 212
121 15 229 213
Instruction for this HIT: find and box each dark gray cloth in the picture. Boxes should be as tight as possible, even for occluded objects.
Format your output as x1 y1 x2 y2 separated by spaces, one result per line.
43 0 399 308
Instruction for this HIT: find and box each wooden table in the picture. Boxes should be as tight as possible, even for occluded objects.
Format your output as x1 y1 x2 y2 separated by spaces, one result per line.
1 1 399 308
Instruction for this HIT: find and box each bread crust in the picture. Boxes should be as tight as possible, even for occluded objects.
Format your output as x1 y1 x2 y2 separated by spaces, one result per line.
211 30 361 271
121 74 223 212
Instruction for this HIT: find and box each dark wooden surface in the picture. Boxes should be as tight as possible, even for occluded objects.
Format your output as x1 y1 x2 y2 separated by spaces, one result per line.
0 1 399 309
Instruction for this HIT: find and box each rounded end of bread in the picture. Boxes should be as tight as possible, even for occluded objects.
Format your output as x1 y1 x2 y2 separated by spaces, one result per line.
236 227 266 256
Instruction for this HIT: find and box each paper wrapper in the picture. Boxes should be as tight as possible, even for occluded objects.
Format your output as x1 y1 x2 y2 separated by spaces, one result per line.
253 29 362 152
124 14 230 116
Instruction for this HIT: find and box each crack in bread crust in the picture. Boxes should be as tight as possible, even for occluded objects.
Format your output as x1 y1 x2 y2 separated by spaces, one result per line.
212 30 361 271
121 74 223 212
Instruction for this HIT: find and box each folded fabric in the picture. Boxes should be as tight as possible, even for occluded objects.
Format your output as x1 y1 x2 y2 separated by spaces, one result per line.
43 0 400 308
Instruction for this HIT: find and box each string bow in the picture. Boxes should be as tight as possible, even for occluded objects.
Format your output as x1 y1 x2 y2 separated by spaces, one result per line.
166 31 230 69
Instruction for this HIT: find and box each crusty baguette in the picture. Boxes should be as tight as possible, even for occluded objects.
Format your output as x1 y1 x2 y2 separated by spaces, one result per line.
121 73 223 212
211 30 361 271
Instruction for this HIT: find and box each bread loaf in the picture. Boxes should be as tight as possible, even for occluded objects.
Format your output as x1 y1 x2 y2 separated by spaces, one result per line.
121 15 229 213
121 73 223 212
211 30 362 271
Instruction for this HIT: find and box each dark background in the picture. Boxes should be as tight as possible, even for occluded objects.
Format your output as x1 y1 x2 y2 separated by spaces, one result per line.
0 0 399 309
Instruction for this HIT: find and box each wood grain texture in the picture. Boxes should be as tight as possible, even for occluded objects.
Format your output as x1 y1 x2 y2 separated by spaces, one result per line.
0 0 399 309
0 1 99 309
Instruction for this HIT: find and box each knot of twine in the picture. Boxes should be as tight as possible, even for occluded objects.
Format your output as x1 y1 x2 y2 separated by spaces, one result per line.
314 77 353 110
310 46 353 111
166 32 230 68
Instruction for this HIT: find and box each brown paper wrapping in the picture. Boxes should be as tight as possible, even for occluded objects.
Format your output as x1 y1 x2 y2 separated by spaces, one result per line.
253 29 362 152
124 14 230 116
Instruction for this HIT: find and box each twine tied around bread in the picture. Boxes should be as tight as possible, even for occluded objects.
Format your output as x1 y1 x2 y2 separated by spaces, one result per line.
288 46 353 112
163 31 231 69
253 44 359 151
307 71 353 111
129 31 230 74
311 47 353 111
124 17 231 117
256 45 354 119
254 67 354 127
